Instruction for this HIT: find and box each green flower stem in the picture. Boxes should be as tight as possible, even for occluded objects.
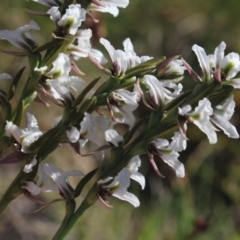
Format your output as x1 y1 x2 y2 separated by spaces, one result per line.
0 164 38 215
52 185 98 240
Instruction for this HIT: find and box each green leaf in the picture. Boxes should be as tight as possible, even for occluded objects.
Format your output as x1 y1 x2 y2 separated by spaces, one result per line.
122 57 166 80
1 102 11 121
100 147 124 179
94 77 120 96
123 116 148 145
12 100 24 126
28 52 41 75
8 67 26 101
74 168 98 198
146 111 163 132
73 77 101 107
208 84 234 107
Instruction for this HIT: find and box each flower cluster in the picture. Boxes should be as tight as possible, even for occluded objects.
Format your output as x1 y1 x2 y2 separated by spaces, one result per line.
0 0 239 239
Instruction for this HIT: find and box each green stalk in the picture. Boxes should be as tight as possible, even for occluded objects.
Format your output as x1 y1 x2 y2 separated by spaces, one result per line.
52 185 98 240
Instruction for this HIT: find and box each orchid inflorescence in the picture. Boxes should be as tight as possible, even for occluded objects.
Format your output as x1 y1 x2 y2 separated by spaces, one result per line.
0 0 239 239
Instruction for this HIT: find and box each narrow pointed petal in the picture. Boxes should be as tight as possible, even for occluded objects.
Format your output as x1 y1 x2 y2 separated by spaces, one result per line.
192 44 211 81
211 114 239 139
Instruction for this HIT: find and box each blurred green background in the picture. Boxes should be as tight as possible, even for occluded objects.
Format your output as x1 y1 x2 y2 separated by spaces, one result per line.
0 0 240 239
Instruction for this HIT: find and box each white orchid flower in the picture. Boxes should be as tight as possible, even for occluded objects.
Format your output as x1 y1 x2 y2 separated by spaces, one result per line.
80 112 123 147
142 75 183 108
5 113 43 153
98 168 140 208
179 98 217 144
23 163 84 199
67 29 92 60
37 53 85 102
0 21 40 52
110 88 140 129
89 38 151 77
192 42 240 84
48 4 86 35
149 132 186 178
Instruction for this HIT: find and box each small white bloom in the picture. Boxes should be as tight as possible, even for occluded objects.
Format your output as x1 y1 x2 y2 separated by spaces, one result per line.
45 53 71 81
48 4 86 35
23 163 84 199
142 75 183 107
179 98 217 144
110 89 140 129
5 113 43 153
90 38 152 77
150 133 186 178
98 168 140 207
80 113 122 147
192 42 240 84
68 29 92 60
0 21 40 52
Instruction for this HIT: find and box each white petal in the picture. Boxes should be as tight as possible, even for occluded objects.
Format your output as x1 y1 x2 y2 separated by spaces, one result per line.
178 105 192 115
143 75 164 106
219 52 240 79
100 38 116 62
170 131 187 152
43 163 73 196
57 4 86 35
194 120 217 144
23 158 37 173
26 113 39 130
68 76 85 93
89 49 108 64
47 6 61 22
211 114 239 139
161 152 185 178
123 38 135 53
21 131 43 152
224 78 240 89
105 129 123 146
0 73 12 80
23 181 41 195
66 126 80 143
0 20 39 51
130 172 145 190
113 191 140 207
214 95 235 120
214 41 226 68
192 44 211 80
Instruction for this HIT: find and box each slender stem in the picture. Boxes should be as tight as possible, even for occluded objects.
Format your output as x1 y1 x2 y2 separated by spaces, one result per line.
52 186 98 240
